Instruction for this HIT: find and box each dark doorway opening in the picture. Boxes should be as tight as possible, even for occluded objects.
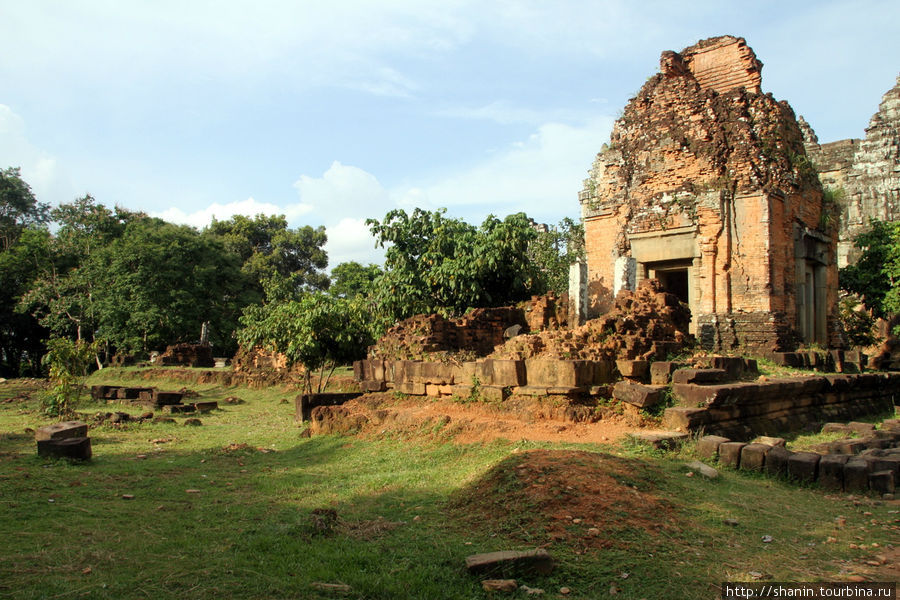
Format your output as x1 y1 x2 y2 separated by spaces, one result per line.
656 269 689 304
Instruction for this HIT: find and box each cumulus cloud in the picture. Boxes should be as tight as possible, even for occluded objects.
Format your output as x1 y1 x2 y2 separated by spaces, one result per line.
154 197 314 230
324 217 385 268
294 161 392 216
392 116 615 223
0 104 71 205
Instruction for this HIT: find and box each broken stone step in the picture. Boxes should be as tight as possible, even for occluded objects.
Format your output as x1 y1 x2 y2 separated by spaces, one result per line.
34 421 88 441
37 437 92 460
465 549 554 576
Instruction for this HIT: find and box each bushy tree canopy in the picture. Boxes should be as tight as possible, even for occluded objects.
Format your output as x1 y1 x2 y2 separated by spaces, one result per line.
839 220 900 319
366 208 542 322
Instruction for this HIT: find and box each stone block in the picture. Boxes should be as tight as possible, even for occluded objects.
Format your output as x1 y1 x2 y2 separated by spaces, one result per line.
465 549 554 576
880 419 900 432
36 437 91 460
822 423 853 435
397 382 426 395
612 380 664 409
718 442 746 468
479 359 525 387
616 359 649 381
787 452 821 483
697 435 731 459
740 443 770 471
628 431 689 450
847 422 876 434
671 368 727 385
843 458 870 493
34 421 88 442
753 436 786 447
193 401 218 413
163 404 195 414
663 407 707 430
479 385 509 403
360 380 386 393
818 454 850 491
153 392 184 406
524 359 585 387
650 361 682 385
868 471 895 495
764 445 792 477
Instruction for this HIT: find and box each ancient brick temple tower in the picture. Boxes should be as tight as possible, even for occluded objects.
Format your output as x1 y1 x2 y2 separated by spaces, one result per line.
579 36 840 352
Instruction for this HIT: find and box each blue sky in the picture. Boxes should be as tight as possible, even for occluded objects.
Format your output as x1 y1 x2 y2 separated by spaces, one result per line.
1 1 898 267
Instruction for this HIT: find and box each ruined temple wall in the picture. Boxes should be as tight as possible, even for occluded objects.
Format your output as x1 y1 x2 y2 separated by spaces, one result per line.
804 75 900 267
580 35 837 351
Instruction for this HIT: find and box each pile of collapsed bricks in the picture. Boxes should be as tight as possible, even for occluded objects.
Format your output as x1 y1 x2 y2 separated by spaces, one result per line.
368 294 568 362
491 280 691 362
152 343 215 368
696 418 900 496
90 385 218 414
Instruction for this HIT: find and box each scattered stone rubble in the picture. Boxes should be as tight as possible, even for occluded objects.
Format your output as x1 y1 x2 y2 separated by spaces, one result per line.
697 418 900 496
491 280 691 362
89 384 217 414
153 343 215 368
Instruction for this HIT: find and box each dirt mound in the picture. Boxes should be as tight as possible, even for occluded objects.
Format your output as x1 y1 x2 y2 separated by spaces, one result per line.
307 394 637 444
491 279 692 361
449 449 676 553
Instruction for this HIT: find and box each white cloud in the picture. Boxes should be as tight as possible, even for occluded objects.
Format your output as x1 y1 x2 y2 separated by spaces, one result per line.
435 101 592 126
0 104 71 205
392 116 615 223
154 197 314 230
294 161 392 216
325 217 385 267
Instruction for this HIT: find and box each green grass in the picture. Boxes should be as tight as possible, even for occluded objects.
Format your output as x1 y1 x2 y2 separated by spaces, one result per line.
1 372 897 599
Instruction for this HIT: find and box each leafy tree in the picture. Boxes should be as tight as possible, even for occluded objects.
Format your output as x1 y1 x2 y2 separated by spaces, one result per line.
204 214 329 301
329 261 383 299
0 167 49 250
0 228 51 376
527 217 586 294
839 220 900 319
41 337 100 417
20 196 143 342
0 168 50 376
237 293 373 393
86 218 252 355
366 208 541 323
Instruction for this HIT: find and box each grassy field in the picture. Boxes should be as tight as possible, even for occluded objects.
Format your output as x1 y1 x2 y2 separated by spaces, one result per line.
0 369 897 599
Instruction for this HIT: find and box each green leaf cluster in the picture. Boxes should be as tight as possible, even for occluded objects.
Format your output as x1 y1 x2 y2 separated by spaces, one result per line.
40 337 99 417
839 220 900 319
366 209 544 322
237 293 374 393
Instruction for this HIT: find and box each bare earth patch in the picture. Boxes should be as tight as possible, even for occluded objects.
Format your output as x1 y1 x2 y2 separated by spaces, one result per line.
449 449 676 553
308 392 647 444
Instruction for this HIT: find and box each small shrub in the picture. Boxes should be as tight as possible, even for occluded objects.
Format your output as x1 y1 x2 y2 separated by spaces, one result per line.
41 338 99 417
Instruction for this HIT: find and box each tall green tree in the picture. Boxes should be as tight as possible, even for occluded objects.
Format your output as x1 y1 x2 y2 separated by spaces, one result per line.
0 167 49 250
329 261 383 299
86 218 252 355
839 220 900 319
204 214 329 301
0 168 50 376
527 217 586 294
366 208 541 323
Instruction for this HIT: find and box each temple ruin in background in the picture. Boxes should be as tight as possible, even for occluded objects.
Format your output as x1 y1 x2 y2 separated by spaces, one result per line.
579 36 839 353
801 76 900 267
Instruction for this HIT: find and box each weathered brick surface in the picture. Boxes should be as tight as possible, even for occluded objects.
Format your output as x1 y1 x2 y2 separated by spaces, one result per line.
34 421 88 442
788 452 821 483
696 435 731 459
580 35 838 351
818 454 850 491
718 442 746 468
612 381 665 409
740 443 770 471
650 361 682 385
